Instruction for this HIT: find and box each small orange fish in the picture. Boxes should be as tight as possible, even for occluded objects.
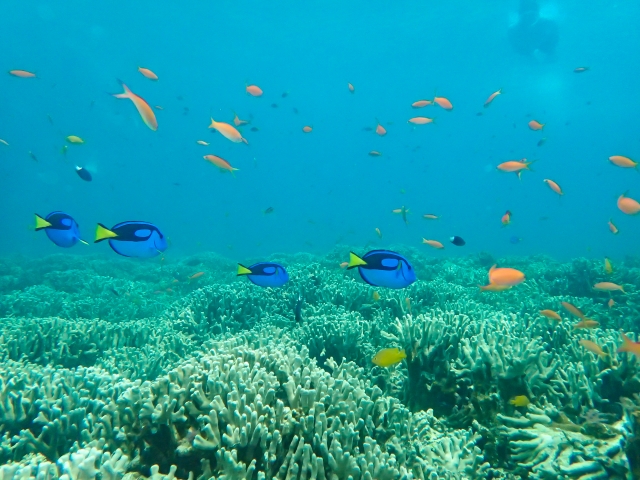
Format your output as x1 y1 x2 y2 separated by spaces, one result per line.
478 284 511 292
375 228 382 238
408 117 435 125
433 96 453 111
209 118 248 144
302 126 313 133
9 70 36 78
422 239 444 249
574 67 589 73
501 210 511 226
196 140 210 146
608 219 619 235
617 193 640 215
189 271 205 281
617 333 640 358
411 100 432 108
540 309 562 321
375 122 387 136
369 151 382 157
373 291 380 301
484 88 502 108
593 282 624 293
112 82 158 131
203 155 239 175
246 84 263 97
573 319 600 329
604 257 613 275
497 159 535 177
543 179 563 195
561 301 587 319
233 113 249 127
348 83 355 93
405 297 412 314
608 298 615 308
579 339 605 357
609 155 637 169
528 120 544 131
339 261 349 269
488 265 525 286
138 67 158 80
423 214 439 220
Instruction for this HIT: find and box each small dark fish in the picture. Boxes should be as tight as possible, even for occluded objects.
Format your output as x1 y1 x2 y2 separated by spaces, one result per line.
89 100 95 110
476 112 483 116
271 103 278 108
75 166 92 182
47 114 54 125
29 151 38 162
292 108 299 114
183 107 189 115
294 292 303 323
263 207 274 215
282 92 289 98
363 127 373 131
537 138 547 147
177 95 184 101
449 236 466 246
109 288 119 296
250 127 259 132
510 235 522 244
539 216 549 221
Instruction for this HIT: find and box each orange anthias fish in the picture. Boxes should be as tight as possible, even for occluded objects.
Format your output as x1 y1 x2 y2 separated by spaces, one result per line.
579 339 606 358
573 319 600 330
196 140 210 146
348 83 355 93
608 298 615 308
392 206 409 224
302 126 313 133
543 179 563 195
189 271 205 281
209 118 248 144
540 309 562 321
594 282 625 293
422 239 444 249
617 334 640 358
433 96 453 111
484 88 502 108
497 159 535 178
501 210 511 226
528 120 544 131
373 291 380 301
375 122 387 136
112 82 158 131
608 219 619 235
412 100 432 108
609 155 637 169
138 67 158 80
233 113 250 127
203 155 238 175
617 193 640 215
479 284 511 292
408 117 435 125
339 261 349 269
488 265 525 286
561 301 588 319
8 70 36 78
246 84 263 97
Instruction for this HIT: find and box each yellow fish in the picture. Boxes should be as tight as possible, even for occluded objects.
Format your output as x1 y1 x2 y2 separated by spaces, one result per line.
66 135 84 144
372 348 406 367
509 395 530 407
604 257 613 275
372 291 380 301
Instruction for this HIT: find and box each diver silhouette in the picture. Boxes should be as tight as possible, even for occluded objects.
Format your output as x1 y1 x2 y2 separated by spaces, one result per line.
508 0 558 58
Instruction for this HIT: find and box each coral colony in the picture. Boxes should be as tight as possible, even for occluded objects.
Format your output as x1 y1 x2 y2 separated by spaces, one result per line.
0 248 638 479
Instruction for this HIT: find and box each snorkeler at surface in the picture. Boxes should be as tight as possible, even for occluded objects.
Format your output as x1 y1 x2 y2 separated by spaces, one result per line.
508 0 558 59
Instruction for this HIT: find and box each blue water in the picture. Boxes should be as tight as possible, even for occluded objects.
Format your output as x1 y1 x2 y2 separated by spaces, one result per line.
1 0 639 261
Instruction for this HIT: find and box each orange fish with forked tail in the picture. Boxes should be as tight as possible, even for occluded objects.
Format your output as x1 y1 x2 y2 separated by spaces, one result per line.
528 120 544 131
617 193 640 215
412 100 432 108
112 82 158 131
408 117 435 125
540 309 561 321
609 155 637 169
422 239 444 249
204 155 238 175
433 96 453 111
618 334 640 358
375 122 387 136
246 84 263 97
138 67 158 80
543 179 563 195
484 89 502 108
488 265 525 286
497 159 535 179
9 70 36 78
209 118 248 144
501 210 511 226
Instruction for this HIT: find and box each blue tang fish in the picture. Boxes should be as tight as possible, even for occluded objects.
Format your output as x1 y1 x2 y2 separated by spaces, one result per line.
35 212 87 248
510 235 523 244
237 262 289 288
348 250 416 289
94 221 167 258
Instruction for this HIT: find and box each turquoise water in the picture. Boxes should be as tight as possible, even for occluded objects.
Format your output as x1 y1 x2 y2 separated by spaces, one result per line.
2 1 640 479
